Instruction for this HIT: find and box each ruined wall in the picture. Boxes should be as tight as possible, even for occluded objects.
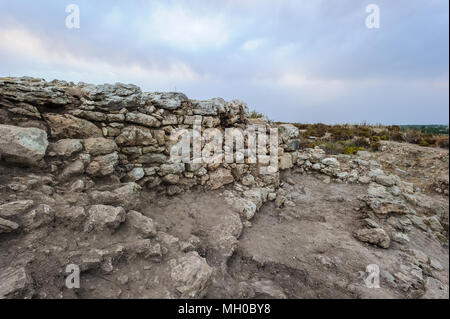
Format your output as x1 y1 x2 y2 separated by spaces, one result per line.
0 77 306 195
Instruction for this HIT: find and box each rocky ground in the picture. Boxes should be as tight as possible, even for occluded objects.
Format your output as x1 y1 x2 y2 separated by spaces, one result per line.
0 140 448 299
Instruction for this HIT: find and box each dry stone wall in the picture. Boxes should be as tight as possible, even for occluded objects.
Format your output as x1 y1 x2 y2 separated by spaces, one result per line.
1 77 308 195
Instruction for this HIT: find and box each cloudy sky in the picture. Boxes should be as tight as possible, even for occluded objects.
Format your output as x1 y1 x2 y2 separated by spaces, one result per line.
0 0 448 124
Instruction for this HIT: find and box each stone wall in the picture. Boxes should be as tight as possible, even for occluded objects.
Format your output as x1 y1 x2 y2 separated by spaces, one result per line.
1 77 302 195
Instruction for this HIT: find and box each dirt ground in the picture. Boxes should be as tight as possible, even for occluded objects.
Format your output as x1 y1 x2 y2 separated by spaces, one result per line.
0 142 448 299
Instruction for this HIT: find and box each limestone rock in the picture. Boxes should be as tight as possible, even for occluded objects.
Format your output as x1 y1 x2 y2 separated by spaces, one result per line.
84 138 118 156
44 114 102 138
170 251 213 298
126 210 156 238
0 217 19 234
0 200 34 218
86 152 119 176
0 124 48 166
49 139 83 157
208 168 234 190
354 228 391 249
84 205 126 233
0 267 34 299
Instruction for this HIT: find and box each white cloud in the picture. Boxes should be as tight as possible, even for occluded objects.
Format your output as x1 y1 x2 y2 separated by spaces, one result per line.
144 3 231 51
0 27 203 82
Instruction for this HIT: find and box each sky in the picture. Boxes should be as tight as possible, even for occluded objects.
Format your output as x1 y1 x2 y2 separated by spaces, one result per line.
0 0 448 124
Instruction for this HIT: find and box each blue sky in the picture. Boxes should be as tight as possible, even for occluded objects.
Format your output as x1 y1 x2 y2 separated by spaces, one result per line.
0 0 448 124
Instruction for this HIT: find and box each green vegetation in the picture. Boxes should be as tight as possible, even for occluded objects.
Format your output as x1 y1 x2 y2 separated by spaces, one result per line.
282 122 449 155
400 125 449 135
249 111 265 119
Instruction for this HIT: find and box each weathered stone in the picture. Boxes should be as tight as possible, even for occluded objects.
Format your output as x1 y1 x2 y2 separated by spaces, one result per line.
422 277 449 299
126 210 156 238
125 167 145 181
354 228 390 248
61 159 85 179
169 251 213 298
55 206 87 229
0 124 48 166
22 204 54 231
84 205 126 233
43 114 102 138
279 153 293 170
208 168 234 190
126 112 161 128
321 157 339 167
49 139 83 157
145 92 188 110
226 197 257 220
84 138 118 156
89 183 142 209
192 98 226 115
86 152 119 176
159 163 185 175
0 267 34 298
0 200 34 218
136 153 167 164
392 232 410 245
375 174 398 187
115 126 155 146
278 124 299 142
162 174 180 184
0 217 19 233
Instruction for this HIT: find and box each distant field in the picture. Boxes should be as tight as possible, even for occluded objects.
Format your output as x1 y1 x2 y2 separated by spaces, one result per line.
399 125 449 135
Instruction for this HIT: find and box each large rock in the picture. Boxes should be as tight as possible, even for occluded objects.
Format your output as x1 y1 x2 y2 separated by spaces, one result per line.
84 205 126 233
43 114 102 138
208 168 234 190
22 204 54 231
49 139 83 157
0 200 34 218
0 217 19 234
158 163 185 175
0 124 48 166
125 113 161 128
115 126 155 146
169 251 213 298
354 228 391 249
86 152 119 176
279 153 293 170
0 266 34 299
79 82 142 111
192 98 226 115
84 137 118 156
89 183 142 209
278 124 299 142
126 210 156 238
145 92 188 110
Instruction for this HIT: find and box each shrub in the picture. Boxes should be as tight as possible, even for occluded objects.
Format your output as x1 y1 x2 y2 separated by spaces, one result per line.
249 111 264 119
354 137 370 147
437 137 449 149
343 146 364 155
321 142 345 155
370 142 381 152
419 140 429 147
391 132 404 142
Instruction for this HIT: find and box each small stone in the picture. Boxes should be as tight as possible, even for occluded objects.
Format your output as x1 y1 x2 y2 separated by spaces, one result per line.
392 232 410 245
127 210 156 238
354 228 390 249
